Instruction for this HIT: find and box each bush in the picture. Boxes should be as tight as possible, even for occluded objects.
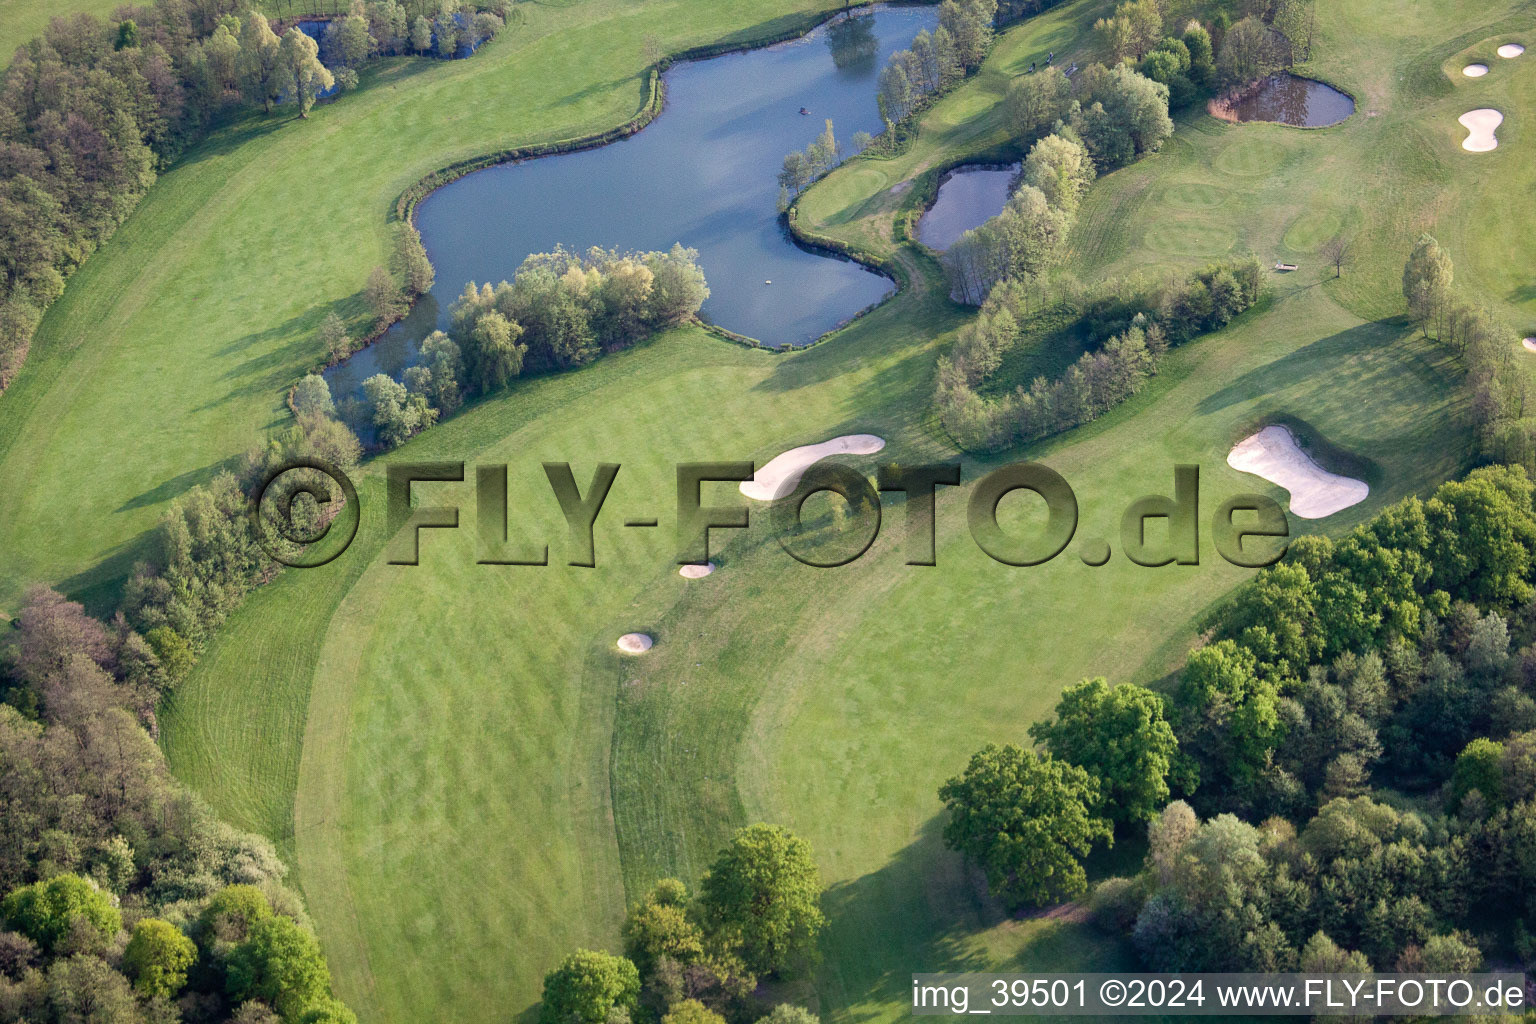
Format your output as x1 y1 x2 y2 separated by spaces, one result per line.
1 875 120 953
123 918 196 997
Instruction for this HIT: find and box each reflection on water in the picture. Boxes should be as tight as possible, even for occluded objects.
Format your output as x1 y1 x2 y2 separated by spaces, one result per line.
1208 74 1354 127
324 4 939 407
826 13 879 75
917 165 1020 251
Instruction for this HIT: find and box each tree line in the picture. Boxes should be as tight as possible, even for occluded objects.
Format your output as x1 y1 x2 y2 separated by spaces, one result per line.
0 586 357 1023
938 463 1536 973
935 256 1262 451
340 243 709 449
539 824 824 1024
0 0 507 389
867 0 997 154
1401 234 1534 475
943 53 1183 310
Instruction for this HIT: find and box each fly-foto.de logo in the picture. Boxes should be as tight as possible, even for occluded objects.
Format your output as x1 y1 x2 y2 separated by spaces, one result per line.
251 460 1292 571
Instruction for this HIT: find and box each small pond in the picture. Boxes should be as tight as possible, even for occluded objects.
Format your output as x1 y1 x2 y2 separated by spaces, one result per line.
917 164 1019 250
326 5 939 404
1209 73 1354 127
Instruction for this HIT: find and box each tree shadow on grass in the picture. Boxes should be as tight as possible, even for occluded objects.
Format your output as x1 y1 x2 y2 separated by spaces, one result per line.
114 454 244 513
193 301 359 412
818 815 1141 1023
816 817 996 1024
1193 316 1433 421
57 530 159 619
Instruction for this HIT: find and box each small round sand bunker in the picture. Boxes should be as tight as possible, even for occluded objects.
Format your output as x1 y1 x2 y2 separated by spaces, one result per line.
679 562 716 579
1498 43 1525 58
1524 338 1536 353
1463 63 1489 77
740 434 886 501
1228 425 1369 519
617 633 653 654
1459 108 1503 151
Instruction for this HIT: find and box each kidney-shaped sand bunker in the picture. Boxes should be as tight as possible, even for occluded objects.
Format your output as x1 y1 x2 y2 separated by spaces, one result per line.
1228 425 1369 519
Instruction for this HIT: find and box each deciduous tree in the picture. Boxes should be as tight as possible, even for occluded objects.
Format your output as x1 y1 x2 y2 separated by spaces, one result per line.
938 744 1111 907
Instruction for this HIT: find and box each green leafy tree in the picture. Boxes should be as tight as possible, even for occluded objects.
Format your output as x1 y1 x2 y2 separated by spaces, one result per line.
196 885 274 955
37 955 141 1022
540 949 641 1024
434 7 459 58
410 15 433 54
143 626 195 683
697 824 825 976
1174 640 1283 790
365 265 405 329
1 874 121 952
1402 234 1453 337
123 918 196 998
239 12 285 113
466 310 526 391
1424 465 1536 608
1069 63 1173 168
1298 931 1371 973
1029 678 1178 824
757 1006 818 1024
623 879 705 977
323 13 374 68
317 311 351 362
114 19 139 50
225 915 332 1021
1005 66 1070 140
1021 132 1095 214
292 374 335 418
938 745 1111 907
1182 23 1214 86
393 223 435 297
1216 17 1280 87
299 998 360 1024
663 999 726 1024
1451 738 1505 811
280 29 334 119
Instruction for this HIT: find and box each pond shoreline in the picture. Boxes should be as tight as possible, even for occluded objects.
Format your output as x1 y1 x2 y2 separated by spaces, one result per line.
1206 71 1356 128
318 1 940 407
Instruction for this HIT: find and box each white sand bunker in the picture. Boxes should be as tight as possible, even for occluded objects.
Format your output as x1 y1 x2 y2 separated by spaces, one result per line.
1463 63 1489 77
1227 425 1369 519
678 562 716 578
739 434 886 501
1459 108 1503 151
617 633 653 654
1524 337 1536 353
1499 43 1525 58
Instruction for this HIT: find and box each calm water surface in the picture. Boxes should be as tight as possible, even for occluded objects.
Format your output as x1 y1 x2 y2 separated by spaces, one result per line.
327 5 939 400
1211 73 1354 127
917 164 1019 250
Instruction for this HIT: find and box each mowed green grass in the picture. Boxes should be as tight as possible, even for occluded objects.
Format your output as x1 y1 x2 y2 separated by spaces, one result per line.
0 0 868 614
11 1 1533 1023
171 3 1498 1022
0 0 124 64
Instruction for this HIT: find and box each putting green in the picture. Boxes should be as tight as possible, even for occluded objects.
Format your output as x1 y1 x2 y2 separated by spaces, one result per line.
1161 182 1231 209
1213 135 1293 177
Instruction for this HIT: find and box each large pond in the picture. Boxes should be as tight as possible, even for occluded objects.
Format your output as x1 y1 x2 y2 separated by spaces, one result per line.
327 5 939 402
917 164 1019 250
1208 73 1355 127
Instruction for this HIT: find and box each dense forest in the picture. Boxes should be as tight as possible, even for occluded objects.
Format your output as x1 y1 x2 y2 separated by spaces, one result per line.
941 460 1536 972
